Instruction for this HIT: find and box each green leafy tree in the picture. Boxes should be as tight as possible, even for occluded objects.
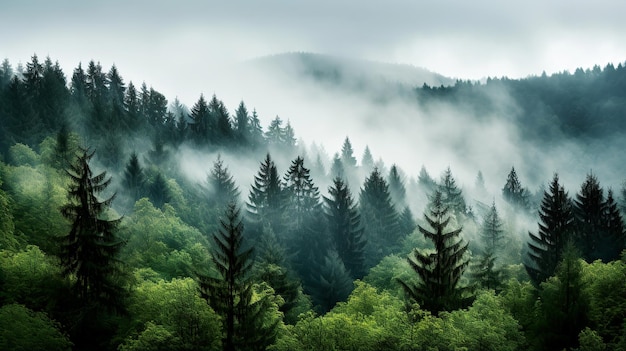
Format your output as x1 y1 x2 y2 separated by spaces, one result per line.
0 304 72 351
526 173 575 286
324 177 366 279
398 190 469 315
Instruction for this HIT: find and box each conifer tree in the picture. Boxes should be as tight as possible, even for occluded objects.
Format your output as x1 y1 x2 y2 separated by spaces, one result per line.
601 189 625 261
207 155 240 211
324 177 366 279
481 202 505 254
340 136 357 168
388 164 407 208
265 116 283 145
471 202 505 291
439 167 466 216
148 172 171 209
359 167 400 266
502 166 530 211
573 173 605 261
307 249 354 313
525 173 575 286
123 152 146 203
199 203 277 351
190 94 210 143
398 190 469 314
398 206 417 236
361 145 374 173
248 109 264 147
234 100 250 144
330 153 345 180
418 165 437 195
246 153 286 242
209 94 232 144
59 148 125 307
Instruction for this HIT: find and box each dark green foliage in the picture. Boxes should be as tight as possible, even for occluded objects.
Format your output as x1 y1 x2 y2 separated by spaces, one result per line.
398 190 469 315
148 172 171 209
198 203 277 351
470 251 503 291
536 243 589 351
234 101 250 143
307 249 354 313
246 153 286 243
206 155 240 211
387 164 407 208
438 167 466 216
481 202 505 254
573 173 606 262
324 177 366 279
359 167 400 266
526 173 575 286
59 148 125 307
123 152 146 203
398 205 416 236
0 304 72 351
502 166 531 211
602 190 625 261
472 202 506 290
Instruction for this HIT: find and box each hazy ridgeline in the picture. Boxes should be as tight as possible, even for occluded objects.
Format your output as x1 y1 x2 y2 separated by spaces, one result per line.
1 54 626 351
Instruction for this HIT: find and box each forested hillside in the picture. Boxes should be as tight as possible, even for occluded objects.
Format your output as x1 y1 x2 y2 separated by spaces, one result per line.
1 54 626 351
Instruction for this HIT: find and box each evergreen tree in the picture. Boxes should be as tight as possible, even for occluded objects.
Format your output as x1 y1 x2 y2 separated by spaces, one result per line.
340 136 357 168
330 153 345 180
361 145 374 173
248 109 264 147
481 202 505 254
359 168 400 266
123 81 140 131
307 249 354 313
148 172 171 209
474 170 488 199
207 155 240 211
398 205 416 236
246 154 286 243
469 251 503 291
439 167 467 216
573 173 605 261
265 116 283 145
234 100 250 144
502 166 530 210
525 173 575 286
388 164 407 208
324 177 366 279
122 152 146 203
190 94 210 143
209 94 232 144
417 165 437 195
59 148 125 310
198 203 277 351
398 190 469 315
601 189 625 261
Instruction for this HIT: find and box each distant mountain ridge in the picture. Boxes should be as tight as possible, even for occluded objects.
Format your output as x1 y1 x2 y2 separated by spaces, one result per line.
249 52 456 90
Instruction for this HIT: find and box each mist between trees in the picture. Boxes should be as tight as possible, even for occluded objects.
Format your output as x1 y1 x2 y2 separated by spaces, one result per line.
1 54 626 351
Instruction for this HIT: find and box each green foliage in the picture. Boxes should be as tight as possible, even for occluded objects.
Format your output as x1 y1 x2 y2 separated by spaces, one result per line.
120 277 221 351
0 245 64 310
0 304 72 351
364 254 413 296
8 143 40 166
578 328 606 351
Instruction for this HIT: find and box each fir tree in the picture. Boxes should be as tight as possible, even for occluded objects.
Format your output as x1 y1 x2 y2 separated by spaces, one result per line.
361 145 374 173
388 164 407 209
398 190 469 315
207 155 240 211
122 152 146 203
573 173 605 261
307 249 354 313
439 167 466 216
198 203 277 351
189 94 211 143
246 153 286 242
148 172 171 209
59 148 125 307
417 165 437 195
324 177 366 279
359 167 400 266
601 189 625 261
330 153 345 180
265 116 283 145
248 109 264 147
502 166 530 211
481 202 505 254
525 173 575 286
340 136 357 168
234 100 250 144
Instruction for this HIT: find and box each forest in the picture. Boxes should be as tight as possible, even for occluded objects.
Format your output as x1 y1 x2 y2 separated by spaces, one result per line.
1 54 626 351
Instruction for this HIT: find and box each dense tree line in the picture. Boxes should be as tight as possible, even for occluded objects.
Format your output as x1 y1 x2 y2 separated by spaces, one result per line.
1 55 626 350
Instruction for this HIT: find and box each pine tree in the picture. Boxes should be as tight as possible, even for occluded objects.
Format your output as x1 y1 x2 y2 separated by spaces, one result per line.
324 177 366 279
123 152 146 203
207 155 240 211
439 167 466 216
361 145 374 173
59 148 125 307
190 94 211 143
573 173 605 261
502 166 530 210
359 168 400 266
398 190 469 314
601 189 625 261
246 153 286 243
198 203 277 351
525 173 575 286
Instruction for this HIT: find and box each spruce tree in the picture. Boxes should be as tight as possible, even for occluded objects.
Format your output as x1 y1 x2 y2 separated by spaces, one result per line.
59 148 125 307
148 172 170 209
471 202 505 291
417 165 437 195
573 173 605 261
481 202 505 254
439 167 466 216
234 100 250 144
189 94 211 143
388 164 407 208
340 136 357 168
359 167 400 266
307 249 354 313
207 155 240 211
246 153 286 243
502 166 530 211
525 173 575 286
398 190 469 314
361 145 374 173
324 177 366 279
248 109 264 147
198 203 277 351
122 152 146 203
601 189 625 261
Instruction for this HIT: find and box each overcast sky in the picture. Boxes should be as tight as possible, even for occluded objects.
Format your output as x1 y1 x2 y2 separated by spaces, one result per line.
2 0 626 102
